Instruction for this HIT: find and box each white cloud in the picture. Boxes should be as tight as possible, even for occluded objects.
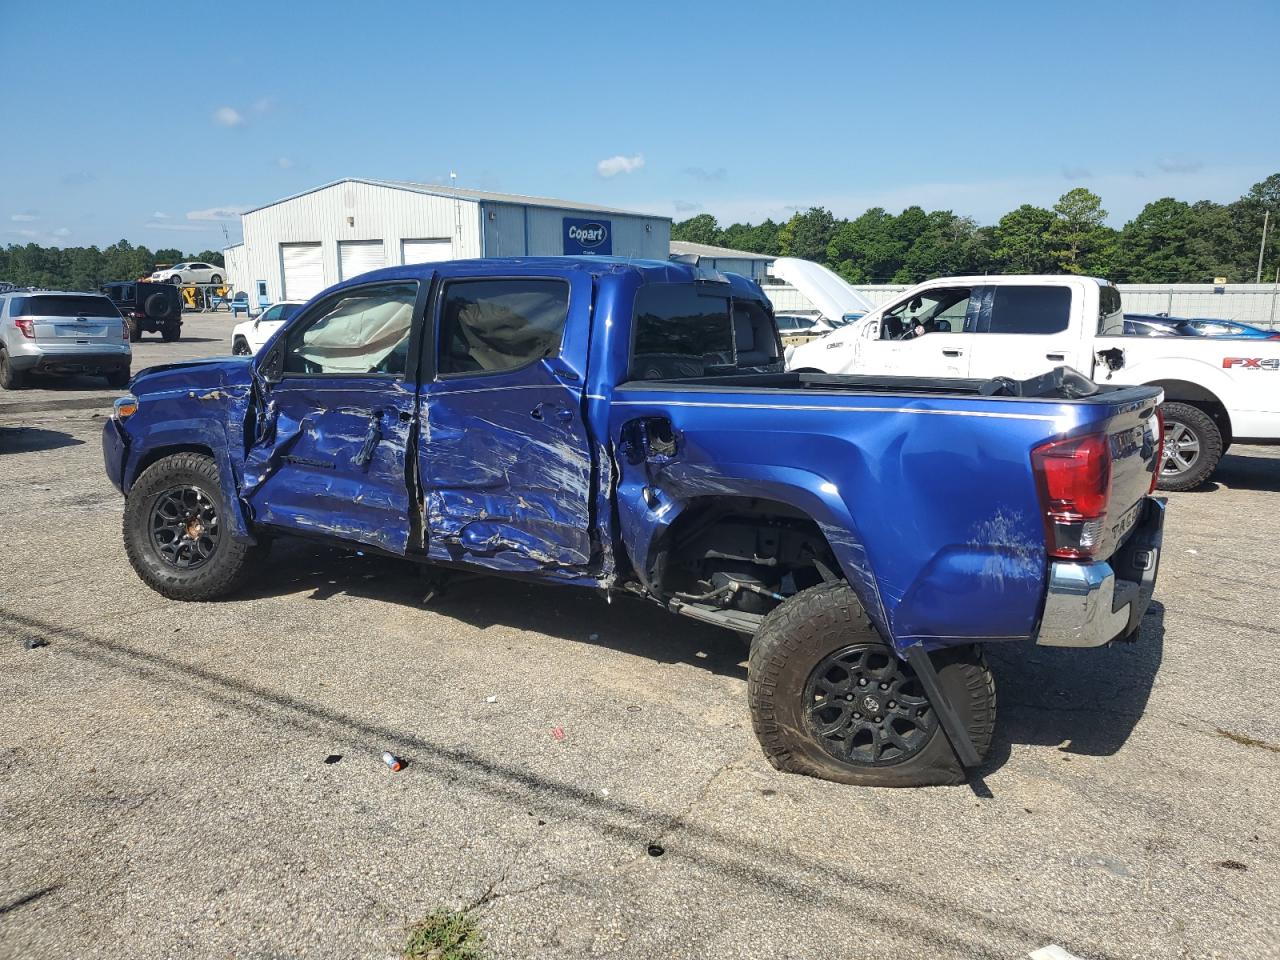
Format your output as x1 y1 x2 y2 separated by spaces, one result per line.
1155 157 1204 175
277 157 294 169
146 221 207 232
253 97 275 114
596 154 645 178
10 212 38 222
152 211 170 219
186 205 247 221
213 106 244 127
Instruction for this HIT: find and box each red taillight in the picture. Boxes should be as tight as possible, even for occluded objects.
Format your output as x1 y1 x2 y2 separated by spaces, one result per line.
1032 432 1112 559
14 317 34 338
1151 407 1164 494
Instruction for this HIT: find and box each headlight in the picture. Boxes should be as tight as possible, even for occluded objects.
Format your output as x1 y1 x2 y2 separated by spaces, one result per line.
113 395 139 420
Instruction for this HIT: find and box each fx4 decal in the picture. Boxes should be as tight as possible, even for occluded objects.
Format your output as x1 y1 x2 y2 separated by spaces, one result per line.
1223 357 1280 370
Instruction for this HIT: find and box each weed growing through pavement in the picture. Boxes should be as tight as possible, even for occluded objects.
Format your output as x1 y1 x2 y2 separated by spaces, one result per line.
404 910 485 960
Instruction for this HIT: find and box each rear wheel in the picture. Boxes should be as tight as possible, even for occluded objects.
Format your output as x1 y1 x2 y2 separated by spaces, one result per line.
1157 401 1221 492
105 367 130 389
0 350 26 390
127 318 143 342
749 581 995 786
231 337 252 356
161 321 181 343
123 452 260 600
210 273 222 285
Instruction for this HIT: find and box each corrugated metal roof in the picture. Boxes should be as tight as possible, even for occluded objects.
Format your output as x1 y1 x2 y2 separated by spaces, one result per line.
669 240 777 261
243 178 669 219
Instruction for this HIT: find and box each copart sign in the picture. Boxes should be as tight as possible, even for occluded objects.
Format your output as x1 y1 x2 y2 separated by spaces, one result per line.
563 218 612 255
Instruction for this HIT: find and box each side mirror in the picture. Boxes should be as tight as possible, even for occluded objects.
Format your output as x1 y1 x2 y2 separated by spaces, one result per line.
258 346 285 384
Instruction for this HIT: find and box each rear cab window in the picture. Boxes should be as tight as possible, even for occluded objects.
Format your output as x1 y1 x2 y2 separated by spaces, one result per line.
980 286 1071 335
436 278 570 377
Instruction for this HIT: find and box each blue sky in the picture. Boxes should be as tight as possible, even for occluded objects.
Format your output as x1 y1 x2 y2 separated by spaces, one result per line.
2 0 1278 251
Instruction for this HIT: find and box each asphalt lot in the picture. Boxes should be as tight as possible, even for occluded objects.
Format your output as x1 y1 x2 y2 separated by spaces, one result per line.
1 321 1278 960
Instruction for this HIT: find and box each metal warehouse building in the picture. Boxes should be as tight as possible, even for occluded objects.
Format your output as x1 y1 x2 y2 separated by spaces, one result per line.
222 178 671 304
668 240 776 281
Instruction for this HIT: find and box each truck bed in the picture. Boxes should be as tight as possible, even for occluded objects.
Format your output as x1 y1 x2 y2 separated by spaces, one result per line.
620 367 1160 404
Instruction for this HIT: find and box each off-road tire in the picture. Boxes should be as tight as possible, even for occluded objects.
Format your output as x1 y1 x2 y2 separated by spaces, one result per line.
1157 401 1221 492
127 318 143 342
105 367 131 389
0 350 26 389
748 581 995 787
161 321 181 343
123 452 258 601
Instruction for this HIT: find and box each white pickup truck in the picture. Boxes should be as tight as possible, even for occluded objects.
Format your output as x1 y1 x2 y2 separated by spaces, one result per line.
788 274 1280 490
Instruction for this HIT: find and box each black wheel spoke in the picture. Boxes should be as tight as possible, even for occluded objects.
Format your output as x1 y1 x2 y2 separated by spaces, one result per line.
149 485 220 571
804 642 939 768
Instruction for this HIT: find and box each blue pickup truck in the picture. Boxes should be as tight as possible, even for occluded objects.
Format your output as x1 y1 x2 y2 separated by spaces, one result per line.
102 257 1166 786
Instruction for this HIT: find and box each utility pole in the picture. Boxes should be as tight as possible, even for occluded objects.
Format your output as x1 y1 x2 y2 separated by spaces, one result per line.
1258 209 1270 284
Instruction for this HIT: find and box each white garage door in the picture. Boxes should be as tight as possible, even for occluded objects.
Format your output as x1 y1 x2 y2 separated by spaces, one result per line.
280 243 324 301
338 240 386 281
401 238 453 265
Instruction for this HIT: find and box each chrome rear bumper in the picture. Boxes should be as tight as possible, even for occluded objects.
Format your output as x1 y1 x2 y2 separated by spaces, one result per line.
1037 498 1165 648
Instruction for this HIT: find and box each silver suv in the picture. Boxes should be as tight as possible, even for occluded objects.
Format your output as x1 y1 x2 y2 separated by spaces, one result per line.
0 291 132 389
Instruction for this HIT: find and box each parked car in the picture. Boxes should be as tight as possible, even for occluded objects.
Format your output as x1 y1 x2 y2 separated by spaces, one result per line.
1184 318 1280 339
1123 316 1183 337
147 261 223 286
103 257 1165 787
1 290 130 389
230 300 303 355
774 313 833 346
100 281 184 342
790 275 1280 491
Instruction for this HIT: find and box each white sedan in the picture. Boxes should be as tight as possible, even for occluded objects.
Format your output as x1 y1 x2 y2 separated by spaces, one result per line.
148 261 224 285
231 300 303 355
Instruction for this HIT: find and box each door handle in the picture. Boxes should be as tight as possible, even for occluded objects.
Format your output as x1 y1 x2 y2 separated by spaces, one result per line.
942 349 963 357
1046 352 1066 361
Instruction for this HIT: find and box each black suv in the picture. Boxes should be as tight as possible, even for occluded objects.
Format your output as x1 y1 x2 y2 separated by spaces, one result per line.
100 281 184 342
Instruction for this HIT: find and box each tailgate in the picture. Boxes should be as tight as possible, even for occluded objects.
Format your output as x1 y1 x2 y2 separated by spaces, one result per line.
1097 392 1163 560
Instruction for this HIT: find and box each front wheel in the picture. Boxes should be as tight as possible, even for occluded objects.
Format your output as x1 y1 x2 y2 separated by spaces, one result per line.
123 452 260 600
231 337 252 356
748 581 995 786
1157 401 1222 492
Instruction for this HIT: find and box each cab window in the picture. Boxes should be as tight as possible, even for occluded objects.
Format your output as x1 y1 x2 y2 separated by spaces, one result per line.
881 287 975 339
283 281 417 376
437 278 569 377
982 286 1071 335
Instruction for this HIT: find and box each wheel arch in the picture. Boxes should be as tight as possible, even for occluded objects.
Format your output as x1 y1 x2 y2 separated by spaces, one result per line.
625 471 890 638
1146 378 1232 445
125 441 255 541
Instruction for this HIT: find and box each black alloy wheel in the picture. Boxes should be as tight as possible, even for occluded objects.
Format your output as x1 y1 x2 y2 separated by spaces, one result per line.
804 643 938 765
150 485 220 569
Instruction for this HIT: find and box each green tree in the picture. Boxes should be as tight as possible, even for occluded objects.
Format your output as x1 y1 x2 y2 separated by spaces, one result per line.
1048 188 1112 274
827 207 904 282
994 204 1057 273
780 207 837 264
193 249 225 267
1116 198 1202 282
671 214 720 245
